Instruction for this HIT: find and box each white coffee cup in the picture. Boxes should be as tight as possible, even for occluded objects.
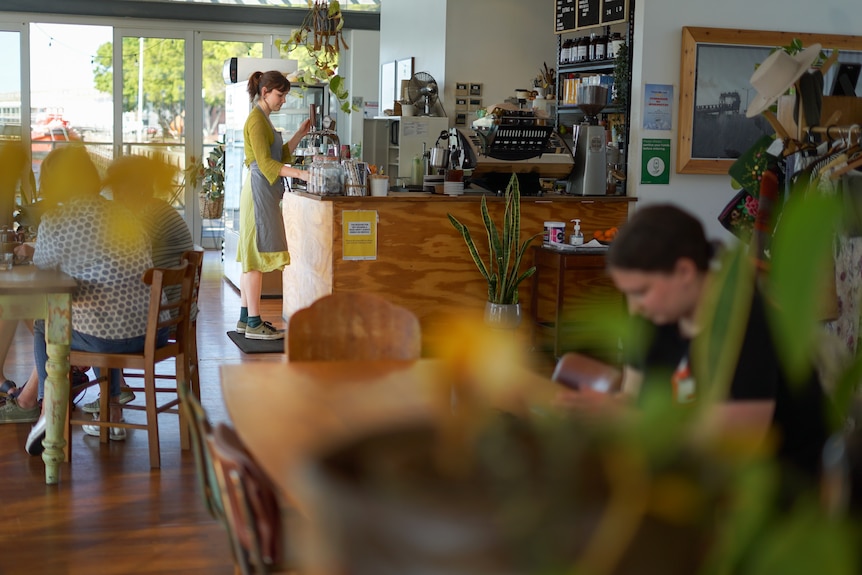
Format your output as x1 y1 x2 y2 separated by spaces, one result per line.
401 104 416 117
369 176 389 197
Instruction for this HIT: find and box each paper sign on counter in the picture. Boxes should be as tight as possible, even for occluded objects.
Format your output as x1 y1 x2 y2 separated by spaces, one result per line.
342 210 378 260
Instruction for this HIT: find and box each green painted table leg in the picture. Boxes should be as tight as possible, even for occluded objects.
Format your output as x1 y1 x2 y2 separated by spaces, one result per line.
42 293 71 485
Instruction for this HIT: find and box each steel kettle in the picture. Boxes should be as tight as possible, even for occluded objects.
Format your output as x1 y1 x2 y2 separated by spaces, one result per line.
429 130 449 170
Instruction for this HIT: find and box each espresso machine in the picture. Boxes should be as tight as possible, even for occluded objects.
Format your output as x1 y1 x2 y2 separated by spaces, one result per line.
570 85 608 196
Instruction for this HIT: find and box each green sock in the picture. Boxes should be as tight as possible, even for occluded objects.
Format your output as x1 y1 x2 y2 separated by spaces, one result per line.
247 316 262 328
239 307 248 323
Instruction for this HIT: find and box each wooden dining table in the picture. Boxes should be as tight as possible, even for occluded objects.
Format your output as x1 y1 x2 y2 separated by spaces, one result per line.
0 264 76 484
220 358 557 503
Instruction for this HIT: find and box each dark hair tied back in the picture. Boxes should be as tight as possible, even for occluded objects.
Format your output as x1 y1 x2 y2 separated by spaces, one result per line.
607 204 712 273
247 70 290 102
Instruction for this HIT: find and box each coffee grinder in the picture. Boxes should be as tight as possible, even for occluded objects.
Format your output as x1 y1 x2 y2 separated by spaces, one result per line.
570 84 608 196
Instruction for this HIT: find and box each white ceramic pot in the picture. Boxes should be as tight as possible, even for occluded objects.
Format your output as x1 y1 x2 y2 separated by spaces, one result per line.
483 302 522 329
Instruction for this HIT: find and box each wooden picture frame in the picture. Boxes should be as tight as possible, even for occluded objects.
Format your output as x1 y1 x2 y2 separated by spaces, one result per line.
381 60 396 112
396 57 414 102
677 27 862 175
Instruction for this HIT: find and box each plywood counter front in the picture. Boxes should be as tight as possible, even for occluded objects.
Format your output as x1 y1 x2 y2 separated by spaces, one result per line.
282 191 635 343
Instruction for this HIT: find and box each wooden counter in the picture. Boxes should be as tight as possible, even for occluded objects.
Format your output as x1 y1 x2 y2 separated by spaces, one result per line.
282 191 634 347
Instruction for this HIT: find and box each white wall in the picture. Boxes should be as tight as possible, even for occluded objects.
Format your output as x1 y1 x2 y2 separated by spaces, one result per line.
379 0 556 125
379 0 447 110
629 0 858 241
444 0 556 123
337 28 380 148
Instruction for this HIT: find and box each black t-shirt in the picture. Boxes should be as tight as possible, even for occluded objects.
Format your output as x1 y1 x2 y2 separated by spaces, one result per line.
627 291 830 481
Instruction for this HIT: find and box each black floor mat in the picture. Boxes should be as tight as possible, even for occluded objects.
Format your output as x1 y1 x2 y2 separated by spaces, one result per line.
226 331 284 354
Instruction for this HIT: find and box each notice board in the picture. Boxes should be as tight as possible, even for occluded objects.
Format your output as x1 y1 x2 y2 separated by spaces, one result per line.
555 0 628 33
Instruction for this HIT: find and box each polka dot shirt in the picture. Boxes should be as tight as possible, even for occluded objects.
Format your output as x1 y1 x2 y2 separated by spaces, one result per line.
33 196 154 339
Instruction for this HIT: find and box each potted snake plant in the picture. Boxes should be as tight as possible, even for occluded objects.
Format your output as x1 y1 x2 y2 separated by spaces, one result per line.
448 173 538 328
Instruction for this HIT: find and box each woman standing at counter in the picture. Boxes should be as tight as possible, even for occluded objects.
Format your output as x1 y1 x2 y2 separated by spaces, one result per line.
237 70 311 341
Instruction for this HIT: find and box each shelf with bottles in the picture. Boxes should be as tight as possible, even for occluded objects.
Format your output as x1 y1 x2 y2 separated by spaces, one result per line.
557 27 626 70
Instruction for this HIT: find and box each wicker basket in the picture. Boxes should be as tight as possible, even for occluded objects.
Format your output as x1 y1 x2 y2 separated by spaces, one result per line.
199 194 224 219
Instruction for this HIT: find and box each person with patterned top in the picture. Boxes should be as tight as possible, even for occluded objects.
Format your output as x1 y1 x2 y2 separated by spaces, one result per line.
6 145 169 455
104 154 194 313
73 154 196 416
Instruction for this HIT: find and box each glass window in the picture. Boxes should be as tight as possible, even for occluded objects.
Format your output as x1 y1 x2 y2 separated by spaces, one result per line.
0 30 21 143
30 23 113 184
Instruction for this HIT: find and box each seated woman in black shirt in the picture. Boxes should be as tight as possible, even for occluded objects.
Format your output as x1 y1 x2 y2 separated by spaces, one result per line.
558 203 830 484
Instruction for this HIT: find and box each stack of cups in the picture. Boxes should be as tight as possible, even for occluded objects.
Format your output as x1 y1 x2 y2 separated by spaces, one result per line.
444 169 464 196
369 175 389 197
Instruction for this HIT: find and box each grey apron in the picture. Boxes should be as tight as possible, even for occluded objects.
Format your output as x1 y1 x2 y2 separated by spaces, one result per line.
248 124 287 253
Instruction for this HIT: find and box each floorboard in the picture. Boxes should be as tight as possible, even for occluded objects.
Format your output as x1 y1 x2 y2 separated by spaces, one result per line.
0 250 286 575
0 250 557 575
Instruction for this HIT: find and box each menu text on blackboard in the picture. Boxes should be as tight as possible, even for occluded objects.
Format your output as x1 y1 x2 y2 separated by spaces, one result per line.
555 0 576 32
556 0 627 32
601 0 627 24
578 0 600 28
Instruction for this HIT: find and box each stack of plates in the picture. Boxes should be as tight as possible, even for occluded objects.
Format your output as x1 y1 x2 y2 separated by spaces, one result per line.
444 181 464 196
423 175 444 193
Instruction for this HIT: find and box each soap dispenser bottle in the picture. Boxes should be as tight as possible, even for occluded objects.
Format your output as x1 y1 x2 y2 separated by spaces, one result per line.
570 219 584 246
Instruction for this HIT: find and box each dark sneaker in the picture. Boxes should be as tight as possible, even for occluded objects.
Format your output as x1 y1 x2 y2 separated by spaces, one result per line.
244 321 284 341
0 399 39 424
236 320 247 334
81 389 136 414
26 415 47 456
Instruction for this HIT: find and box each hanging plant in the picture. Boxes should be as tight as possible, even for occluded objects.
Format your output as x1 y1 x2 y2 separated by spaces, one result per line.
276 1 354 114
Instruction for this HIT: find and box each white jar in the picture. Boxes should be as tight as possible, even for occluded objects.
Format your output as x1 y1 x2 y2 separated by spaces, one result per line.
543 221 566 245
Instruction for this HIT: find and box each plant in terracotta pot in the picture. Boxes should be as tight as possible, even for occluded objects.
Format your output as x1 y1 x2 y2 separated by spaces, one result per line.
187 145 225 219
293 187 862 575
448 173 538 328
290 313 776 575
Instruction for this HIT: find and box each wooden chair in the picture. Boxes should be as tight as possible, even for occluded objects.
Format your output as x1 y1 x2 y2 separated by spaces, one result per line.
120 248 204 406
68 261 195 468
551 351 622 393
208 422 295 575
182 249 204 400
287 292 421 361
178 379 225 522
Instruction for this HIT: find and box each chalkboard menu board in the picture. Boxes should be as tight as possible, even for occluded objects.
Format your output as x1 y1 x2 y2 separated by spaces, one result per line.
577 0 600 29
555 0 628 32
601 0 627 24
555 0 576 33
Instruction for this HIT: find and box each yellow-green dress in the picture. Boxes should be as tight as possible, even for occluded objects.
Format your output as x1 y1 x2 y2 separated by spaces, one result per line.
237 105 294 273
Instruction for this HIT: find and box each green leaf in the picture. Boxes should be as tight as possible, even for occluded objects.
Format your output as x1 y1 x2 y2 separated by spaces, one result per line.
767 191 841 385
447 173 536 304
691 244 755 404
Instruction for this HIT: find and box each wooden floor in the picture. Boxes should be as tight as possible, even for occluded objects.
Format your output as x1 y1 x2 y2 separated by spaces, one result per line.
0 250 284 575
0 250 558 574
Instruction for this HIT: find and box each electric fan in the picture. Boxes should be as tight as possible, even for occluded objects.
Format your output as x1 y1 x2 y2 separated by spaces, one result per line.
406 71 440 116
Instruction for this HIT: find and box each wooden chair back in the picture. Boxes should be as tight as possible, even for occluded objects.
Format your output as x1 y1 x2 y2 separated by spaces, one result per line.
68 260 196 468
181 248 204 397
208 422 286 574
178 381 224 521
287 292 421 361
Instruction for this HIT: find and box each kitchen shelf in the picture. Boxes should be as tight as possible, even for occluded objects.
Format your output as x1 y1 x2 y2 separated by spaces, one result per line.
557 104 624 114
558 61 615 75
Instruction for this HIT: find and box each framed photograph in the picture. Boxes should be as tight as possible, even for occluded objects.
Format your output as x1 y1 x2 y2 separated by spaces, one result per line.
381 60 396 112
677 27 862 175
396 57 414 102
